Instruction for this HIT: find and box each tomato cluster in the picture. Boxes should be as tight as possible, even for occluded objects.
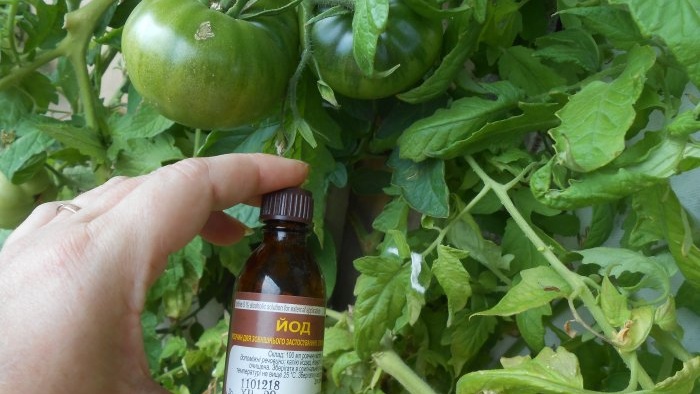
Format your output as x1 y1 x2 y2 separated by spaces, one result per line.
122 0 444 129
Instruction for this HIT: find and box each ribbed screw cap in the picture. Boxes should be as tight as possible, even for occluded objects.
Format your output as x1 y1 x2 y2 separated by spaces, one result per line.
260 187 313 224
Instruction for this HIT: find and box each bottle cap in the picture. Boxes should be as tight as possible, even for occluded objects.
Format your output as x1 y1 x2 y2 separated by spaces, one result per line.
260 187 313 225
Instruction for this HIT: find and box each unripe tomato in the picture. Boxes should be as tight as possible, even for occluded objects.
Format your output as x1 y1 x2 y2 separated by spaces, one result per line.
310 0 443 100
0 169 56 229
122 0 299 130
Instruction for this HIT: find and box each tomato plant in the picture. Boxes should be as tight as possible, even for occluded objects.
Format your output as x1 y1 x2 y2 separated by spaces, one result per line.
2 0 700 393
122 0 299 130
310 0 443 99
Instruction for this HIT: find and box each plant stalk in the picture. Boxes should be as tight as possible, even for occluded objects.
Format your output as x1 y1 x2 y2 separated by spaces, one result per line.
373 349 437 394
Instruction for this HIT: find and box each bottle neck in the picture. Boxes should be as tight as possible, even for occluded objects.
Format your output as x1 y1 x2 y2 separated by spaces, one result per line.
262 220 310 244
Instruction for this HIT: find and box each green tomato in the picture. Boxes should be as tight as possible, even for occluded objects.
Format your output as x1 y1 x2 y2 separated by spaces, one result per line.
310 0 443 100
122 0 299 130
0 169 55 229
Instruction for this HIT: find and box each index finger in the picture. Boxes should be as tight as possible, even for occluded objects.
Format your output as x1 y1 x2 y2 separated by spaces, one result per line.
91 153 308 284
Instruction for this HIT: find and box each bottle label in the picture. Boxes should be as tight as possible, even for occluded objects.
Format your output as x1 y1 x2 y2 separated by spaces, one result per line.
224 292 325 394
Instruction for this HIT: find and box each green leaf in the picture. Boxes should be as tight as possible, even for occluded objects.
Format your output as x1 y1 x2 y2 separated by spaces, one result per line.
549 45 656 172
600 276 631 327
352 255 410 359
352 0 390 77
456 347 586 394
372 197 410 232
581 203 615 248
502 218 549 273
0 128 53 180
632 184 700 289
141 312 162 373
110 101 174 140
559 6 644 49
398 81 521 162
534 29 600 72
299 140 336 244
199 125 276 156
398 11 482 103
498 46 567 96
195 317 228 358
516 304 551 352
310 227 338 299
578 247 671 303
444 312 497 375
331 351 362 385
650 357 700 393
160 336 188 361
531 135 686 210
654 296 679 333
324 326 354 357
447 210 513 273
25 116 106 161
611 0 700 86
113 134 184 176
476 266 572 317
434 245 471 327
388 152 449 218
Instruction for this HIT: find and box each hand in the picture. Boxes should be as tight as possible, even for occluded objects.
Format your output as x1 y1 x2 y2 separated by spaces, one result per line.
0 154 308 394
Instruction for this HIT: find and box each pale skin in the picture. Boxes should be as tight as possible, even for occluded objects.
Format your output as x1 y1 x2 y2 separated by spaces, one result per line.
0 154 309 394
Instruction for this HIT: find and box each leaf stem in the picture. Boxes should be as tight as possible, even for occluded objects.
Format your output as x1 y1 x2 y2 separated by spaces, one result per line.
372 349 437 394
651 326 692 362
420 184 491 259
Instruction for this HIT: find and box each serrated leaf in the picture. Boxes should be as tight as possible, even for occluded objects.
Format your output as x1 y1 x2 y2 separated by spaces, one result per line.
113 134 184 176
324 326 354 357
331 351 362 385
372 197 410 232
388 152 449 218
141 312 162 373
534 29 600 72
434 245 471 327
398 11 482 103
560 6 643 49
25 116 106 160
444 313 496 375
581 203 615 248
398 81 521 162
516 304 551 352
600 276 631 327
447 209 513 273
476 266 572 317
352 0 389 77
550 45 656 172
160 336 188 361
352 255 410 359
498 46 567 96
195 317 228 358
0 128 54 180
456 347 585 394
110 101 174 140
611 0 700 86
578 247 671 303
632 184 700 289
651 357 700 393
531 135 686 210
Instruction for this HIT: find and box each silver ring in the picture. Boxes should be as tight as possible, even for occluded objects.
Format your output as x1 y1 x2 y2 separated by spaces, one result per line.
56 203 82 214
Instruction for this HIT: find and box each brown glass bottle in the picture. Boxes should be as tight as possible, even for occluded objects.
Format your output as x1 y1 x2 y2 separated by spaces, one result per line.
222 187 325 394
